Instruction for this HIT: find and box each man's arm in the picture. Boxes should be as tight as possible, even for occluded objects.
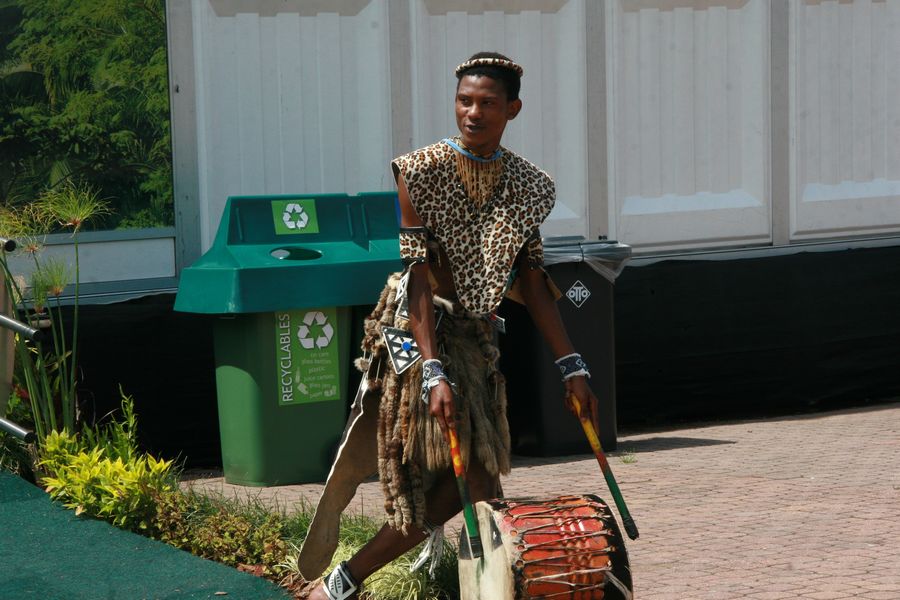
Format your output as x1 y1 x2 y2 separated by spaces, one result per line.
516 260 601 434
397 174 455 434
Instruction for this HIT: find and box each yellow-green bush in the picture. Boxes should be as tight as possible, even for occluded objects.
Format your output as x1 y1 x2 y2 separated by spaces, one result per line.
40 429 175 532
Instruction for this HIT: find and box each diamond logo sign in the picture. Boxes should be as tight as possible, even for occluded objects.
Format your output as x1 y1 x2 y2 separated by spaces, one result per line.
566 280 591 308
272 199 319 235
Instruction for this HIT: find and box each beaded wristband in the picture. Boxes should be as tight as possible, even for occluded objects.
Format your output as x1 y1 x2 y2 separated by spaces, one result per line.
555 353 591 381
421 359 453 404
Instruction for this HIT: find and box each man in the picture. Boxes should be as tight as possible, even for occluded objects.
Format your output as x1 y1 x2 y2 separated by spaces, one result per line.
304 51 600 600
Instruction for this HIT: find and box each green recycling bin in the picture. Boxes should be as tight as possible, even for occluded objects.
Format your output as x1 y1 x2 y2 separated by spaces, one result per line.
175 193 400 486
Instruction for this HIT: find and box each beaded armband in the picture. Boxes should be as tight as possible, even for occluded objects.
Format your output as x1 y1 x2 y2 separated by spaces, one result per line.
421 359 456 404
555 353 590 381
399 227 428 267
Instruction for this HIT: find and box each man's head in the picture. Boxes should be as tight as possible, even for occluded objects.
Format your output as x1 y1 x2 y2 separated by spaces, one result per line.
454 52 523 155
455 51 522 101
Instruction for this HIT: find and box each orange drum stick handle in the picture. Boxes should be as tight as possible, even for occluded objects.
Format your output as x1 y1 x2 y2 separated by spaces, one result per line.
448 427 484 558
570 394 640 540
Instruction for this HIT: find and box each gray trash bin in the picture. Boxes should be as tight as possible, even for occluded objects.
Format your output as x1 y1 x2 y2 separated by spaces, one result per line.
499 237 631 455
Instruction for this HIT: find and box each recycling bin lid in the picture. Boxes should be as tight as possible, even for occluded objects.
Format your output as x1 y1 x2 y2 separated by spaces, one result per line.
174 193 402 314
543 236 632 283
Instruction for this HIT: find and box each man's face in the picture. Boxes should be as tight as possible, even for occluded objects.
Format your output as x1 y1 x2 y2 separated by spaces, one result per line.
455 75 521 155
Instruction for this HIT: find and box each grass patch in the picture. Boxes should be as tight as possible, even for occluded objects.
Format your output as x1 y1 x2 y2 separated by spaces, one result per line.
618 449 637 464
276 520 459 600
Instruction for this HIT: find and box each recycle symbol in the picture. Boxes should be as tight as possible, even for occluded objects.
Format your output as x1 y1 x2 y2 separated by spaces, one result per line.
282 203 309 230
297 311 333 349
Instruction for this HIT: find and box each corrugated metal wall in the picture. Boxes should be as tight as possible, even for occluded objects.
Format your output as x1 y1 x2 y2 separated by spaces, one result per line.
188 0 393 249
791 0 900 239
170 0 900 256
608 0 770 250
407 1 588 236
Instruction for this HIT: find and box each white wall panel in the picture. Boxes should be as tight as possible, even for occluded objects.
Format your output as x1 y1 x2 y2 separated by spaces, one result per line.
408 0 588 237
791 0 900 239
7 234 176 285
191 0 392 251
607 0 771 252
171 0 900 261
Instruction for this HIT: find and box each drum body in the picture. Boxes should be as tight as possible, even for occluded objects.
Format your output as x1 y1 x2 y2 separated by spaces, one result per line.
458 495 632 600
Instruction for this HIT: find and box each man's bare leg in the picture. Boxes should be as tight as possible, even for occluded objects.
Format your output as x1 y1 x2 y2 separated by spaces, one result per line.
308 458 497 599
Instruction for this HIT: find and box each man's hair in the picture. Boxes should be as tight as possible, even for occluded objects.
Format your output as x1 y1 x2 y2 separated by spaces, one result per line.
455 51 521 101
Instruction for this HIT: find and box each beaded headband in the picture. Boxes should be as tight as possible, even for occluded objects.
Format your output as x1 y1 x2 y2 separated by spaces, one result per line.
455 57 524 78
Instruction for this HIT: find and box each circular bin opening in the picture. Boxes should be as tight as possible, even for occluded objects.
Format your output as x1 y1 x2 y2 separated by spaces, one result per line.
270 247 323 261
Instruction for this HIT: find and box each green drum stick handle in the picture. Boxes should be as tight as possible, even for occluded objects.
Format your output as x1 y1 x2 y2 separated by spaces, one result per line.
448 427 483 558
570 395 640 541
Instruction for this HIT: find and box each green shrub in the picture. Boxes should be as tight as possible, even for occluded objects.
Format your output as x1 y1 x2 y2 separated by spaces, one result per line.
151 488 193 548
152 489 288 574
39 428 175 532
190 510 288 570
80 388 140 464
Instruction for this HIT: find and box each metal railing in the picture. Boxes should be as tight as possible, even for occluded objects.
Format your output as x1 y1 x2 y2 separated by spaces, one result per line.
0 416 35 443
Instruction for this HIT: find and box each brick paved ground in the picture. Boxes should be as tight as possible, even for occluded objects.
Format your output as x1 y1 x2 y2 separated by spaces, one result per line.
183 401 900 599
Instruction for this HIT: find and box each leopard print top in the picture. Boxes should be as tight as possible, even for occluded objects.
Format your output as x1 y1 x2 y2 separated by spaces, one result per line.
392 140 555 314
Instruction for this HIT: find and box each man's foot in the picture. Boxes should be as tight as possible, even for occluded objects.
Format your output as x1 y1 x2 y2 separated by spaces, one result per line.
306 582 358 600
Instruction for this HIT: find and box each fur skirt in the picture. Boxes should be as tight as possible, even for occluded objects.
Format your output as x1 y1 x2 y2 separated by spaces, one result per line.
355 274 511 532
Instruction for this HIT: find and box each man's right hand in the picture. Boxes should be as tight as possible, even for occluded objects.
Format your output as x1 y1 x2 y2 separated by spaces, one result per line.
428 380 456 437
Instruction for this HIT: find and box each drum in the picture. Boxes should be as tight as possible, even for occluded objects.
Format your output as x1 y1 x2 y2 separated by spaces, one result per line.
458 495 632 600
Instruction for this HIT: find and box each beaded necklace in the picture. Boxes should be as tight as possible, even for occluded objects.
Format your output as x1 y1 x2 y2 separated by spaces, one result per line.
443 137 504 209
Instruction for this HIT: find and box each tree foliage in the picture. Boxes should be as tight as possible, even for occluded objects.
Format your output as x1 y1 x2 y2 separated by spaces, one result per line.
0 0 172 229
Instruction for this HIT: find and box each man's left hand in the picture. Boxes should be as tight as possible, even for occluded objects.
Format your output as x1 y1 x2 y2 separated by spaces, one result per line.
564 375 600 435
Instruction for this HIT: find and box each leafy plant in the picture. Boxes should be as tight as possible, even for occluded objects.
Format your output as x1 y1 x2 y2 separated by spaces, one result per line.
40 429 175 532
189 510 288 570
37 391 176 532
80 387 140 464
0 182 109 441
152 489 289 575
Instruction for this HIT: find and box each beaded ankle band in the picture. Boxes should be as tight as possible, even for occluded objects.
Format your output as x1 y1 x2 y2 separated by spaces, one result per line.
323 561 358 600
